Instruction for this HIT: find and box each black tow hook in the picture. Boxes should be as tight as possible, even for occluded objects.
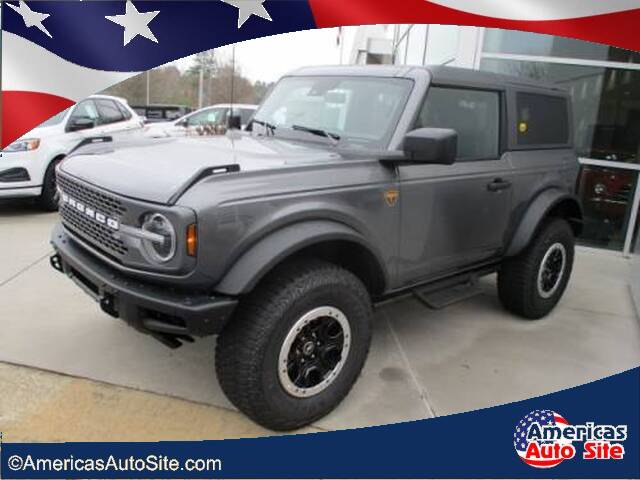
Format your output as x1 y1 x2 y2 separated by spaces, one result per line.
50 254 63 273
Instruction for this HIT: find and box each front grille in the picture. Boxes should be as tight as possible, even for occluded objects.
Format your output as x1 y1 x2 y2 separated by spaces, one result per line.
58 175 126 217
58 175 128 258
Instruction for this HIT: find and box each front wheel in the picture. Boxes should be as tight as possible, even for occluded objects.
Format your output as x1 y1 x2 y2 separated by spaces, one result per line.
498 218 575 319
215 259 372 431
39 158 63 211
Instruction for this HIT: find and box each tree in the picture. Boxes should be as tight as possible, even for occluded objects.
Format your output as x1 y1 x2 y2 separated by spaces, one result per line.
102 49 270 109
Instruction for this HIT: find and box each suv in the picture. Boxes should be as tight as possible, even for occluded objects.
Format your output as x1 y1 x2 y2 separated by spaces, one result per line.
1 95 142 210
50 66 582 430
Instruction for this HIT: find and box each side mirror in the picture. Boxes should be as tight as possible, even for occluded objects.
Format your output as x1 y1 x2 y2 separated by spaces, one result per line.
67 117 96 132
403 128 457 165
227 114 242 130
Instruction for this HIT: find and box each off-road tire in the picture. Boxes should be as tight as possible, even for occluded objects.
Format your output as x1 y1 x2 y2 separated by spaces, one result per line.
498 218 574 320
215 259 372 431
39 158 62 211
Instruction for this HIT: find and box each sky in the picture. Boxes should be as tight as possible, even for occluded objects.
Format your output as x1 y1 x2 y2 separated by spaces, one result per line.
171 27 358 83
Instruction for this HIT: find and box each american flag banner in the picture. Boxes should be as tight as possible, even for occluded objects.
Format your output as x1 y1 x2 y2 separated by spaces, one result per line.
3 0 640 147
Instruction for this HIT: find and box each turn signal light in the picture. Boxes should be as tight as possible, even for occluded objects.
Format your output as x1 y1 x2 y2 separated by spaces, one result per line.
186 224 198 257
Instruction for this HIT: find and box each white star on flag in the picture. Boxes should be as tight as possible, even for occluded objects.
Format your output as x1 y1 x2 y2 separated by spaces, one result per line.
6 1 53 38
220 0 272 28
105 1 160 46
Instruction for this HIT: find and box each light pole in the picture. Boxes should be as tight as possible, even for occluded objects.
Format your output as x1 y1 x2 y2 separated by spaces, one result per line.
146 70 150 106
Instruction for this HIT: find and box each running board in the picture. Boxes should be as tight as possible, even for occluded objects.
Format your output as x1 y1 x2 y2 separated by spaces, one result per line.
413 276 483 310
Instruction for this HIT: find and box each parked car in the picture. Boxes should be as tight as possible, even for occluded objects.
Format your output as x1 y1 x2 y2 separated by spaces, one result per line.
50 66 582 430
1 95 143 210
132 104 193 124
144 104 257 138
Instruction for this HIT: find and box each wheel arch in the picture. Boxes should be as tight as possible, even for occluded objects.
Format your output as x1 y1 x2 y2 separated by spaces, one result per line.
506 189 583 257
46 153 67 174
214 220 388 297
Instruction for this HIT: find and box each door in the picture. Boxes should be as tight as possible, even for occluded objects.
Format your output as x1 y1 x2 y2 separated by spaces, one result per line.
398 86 513 283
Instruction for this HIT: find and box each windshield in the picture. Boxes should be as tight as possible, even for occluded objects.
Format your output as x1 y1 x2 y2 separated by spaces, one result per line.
39 108 69 127
252 76 413 149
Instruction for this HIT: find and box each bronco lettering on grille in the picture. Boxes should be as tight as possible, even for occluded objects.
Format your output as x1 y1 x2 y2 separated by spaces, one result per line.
61 192 120 231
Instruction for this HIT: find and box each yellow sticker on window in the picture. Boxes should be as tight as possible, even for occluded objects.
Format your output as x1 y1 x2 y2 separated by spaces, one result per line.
518 121 528 134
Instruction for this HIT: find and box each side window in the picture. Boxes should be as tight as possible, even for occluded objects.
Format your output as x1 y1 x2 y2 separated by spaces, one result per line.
416 87 500 160
237 108 255 125
116 101 132 120
186 108 224 126
68 100 99 125
95 99 125 125
516 92 569 146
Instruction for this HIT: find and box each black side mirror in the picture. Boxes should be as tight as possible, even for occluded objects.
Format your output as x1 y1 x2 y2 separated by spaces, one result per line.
227 114 242 130
67 117 96 132
403 128 457 165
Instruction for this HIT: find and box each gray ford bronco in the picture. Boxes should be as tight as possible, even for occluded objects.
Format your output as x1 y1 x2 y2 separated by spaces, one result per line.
50 65 582 430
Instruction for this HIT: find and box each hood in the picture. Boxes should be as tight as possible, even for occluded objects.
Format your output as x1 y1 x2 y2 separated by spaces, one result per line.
18 124 60 141
59 133 343 204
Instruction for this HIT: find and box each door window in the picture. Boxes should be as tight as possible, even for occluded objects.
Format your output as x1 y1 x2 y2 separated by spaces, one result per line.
186 108 226 126
95 99 125 125
416 87 500 160
68 100 99 125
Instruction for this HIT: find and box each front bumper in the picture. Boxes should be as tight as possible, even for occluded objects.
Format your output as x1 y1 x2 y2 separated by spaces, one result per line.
0 150 44 198
50 222 238 347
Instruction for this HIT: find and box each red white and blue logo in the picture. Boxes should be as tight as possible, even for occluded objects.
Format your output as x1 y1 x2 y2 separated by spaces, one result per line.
514 409 629 468
514 409 573 468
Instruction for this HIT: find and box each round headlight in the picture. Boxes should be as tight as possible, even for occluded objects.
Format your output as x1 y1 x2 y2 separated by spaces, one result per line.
141 213 176 263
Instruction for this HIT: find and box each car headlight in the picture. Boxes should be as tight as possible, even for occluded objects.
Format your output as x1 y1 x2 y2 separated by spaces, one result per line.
141 213 176 263
4 138 41 152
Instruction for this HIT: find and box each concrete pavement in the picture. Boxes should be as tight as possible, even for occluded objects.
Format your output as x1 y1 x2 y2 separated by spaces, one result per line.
1 199 639 437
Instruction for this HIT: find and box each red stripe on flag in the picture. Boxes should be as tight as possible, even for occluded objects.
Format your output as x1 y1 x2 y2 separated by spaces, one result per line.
308 0 640 52
2 91 74 148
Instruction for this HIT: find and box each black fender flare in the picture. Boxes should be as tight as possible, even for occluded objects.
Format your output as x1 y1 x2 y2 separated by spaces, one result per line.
214 220 387 295
505 189 583 257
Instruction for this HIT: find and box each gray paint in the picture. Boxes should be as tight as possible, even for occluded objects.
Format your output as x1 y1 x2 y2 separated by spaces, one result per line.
56 65 581 299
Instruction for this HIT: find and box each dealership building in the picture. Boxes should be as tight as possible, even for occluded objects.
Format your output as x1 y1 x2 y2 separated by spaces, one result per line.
350 25 640 255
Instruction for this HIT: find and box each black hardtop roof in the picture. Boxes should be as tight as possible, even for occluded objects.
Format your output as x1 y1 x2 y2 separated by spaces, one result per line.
289 64 566 94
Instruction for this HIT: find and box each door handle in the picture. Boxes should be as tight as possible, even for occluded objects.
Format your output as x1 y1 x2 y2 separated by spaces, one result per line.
487 178 512 192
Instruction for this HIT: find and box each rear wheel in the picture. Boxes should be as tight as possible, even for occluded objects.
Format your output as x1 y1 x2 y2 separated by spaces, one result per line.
215 259 372 431
498 218 574 319
39 158 63 211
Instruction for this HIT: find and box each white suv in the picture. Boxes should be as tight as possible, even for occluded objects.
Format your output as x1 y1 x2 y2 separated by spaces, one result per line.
144 103 257 138
1 95 143 210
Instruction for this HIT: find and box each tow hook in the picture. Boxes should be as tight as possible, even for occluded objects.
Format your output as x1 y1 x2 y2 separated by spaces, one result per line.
50 254 63 273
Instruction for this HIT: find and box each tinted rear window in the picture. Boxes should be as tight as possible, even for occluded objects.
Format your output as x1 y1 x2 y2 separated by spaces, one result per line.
516 92 569 146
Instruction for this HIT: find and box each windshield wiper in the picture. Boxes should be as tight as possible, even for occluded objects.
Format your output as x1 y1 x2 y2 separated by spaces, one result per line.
291 124 340 144
249 118 276 136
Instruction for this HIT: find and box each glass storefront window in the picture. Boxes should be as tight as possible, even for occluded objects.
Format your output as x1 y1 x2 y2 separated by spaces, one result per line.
425 25 459 65
480 59 640 164
483 29 640 64
576 165 638 251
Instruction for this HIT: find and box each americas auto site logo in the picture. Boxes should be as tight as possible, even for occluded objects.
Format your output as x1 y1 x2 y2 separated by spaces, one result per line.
514 409 628 468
